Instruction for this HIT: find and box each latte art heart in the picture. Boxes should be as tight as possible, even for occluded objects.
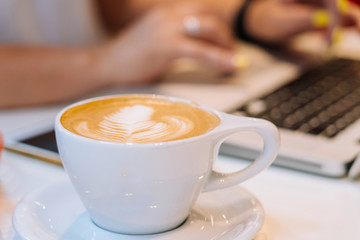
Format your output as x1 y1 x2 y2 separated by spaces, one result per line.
75 105 194 143
60 95 220 143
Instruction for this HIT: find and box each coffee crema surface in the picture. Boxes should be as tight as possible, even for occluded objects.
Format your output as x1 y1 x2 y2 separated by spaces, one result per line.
61 96 220 143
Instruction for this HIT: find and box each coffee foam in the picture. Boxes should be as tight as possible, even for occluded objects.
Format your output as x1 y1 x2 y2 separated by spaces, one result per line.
75 104 194 143
61 96 220 143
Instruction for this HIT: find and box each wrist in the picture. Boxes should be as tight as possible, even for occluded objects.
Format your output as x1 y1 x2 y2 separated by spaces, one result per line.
233 0 273 47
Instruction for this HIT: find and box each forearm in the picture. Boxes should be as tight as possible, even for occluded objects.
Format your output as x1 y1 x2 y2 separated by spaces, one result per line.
96 0 245 32
96 0 155 33
0 46 107 108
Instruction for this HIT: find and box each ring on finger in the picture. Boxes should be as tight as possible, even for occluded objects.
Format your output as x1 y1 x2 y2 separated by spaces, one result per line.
183 15 201 36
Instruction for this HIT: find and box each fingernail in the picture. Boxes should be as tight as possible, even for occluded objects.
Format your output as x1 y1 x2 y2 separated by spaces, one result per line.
232 54 250 69
311 10 331 28
337 0 349 15
332 27 343 44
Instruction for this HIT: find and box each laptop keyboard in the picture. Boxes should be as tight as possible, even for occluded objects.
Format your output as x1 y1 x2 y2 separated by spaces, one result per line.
236 58 360 138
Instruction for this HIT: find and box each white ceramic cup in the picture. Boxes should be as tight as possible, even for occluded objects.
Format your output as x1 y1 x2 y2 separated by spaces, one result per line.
55 94 280 235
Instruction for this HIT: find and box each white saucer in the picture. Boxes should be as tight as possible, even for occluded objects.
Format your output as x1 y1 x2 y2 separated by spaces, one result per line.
13 178 264 240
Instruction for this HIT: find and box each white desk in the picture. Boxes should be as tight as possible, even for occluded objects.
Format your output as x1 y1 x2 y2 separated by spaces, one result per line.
1 148 360 240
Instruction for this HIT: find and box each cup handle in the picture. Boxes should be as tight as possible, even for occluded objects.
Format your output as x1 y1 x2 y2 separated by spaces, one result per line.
204 113 280 191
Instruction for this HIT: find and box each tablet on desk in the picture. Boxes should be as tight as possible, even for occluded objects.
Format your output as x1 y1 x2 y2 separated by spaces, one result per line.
6 130 61 165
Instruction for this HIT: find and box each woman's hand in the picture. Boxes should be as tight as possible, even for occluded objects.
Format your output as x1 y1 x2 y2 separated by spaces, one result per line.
93 3 238 85
242 0 360 44
0 2 240 108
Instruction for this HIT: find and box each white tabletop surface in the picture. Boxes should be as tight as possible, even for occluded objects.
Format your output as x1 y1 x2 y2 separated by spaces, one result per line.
1 147 360 240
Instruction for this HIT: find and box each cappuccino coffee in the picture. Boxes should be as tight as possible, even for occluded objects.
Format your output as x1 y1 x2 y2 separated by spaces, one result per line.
61 95 220 143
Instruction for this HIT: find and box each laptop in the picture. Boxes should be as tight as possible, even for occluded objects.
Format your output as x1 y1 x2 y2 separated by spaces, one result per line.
2 32 360 177
144 32 360 177
222 56 360 177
